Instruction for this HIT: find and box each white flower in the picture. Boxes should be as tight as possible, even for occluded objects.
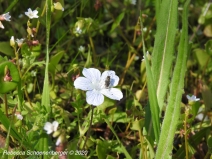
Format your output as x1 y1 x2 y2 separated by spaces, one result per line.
25 8 39 19
2 12 11 21
31 70 37 77
75 26 82 34
10 36 15 47
0 21 4 29
16 38 25 47
74 68 123 106
78 46 85 52
186 95 200 102
15 114 23 120
44 121 59 134
142 51 151 61
130 0 136 5
54 2 64 11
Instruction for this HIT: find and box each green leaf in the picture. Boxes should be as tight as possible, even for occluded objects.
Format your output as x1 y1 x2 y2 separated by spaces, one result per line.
205 40 212 56
207 136 212 151
41 0 51 113
130 119 144 131
0 109 32 149
194 48 210 68
108 112 131 123
0 42 14 57
151 0 178 111
110 12 125 33
155 0 190 158
40 0 52 158
49 50 64 74
0 61 20 94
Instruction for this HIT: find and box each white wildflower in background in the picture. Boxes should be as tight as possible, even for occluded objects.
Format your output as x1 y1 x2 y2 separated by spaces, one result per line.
31 70 37 77
1 12 11 21
78 46 85 53
142 51 151 61
15 113 23 120
54 2 64 11
75 26 82 34
0 21 4 29
126 0 136 5
18 14 24 18
130 0 136 5
16 38 25 47
186 94 200 102
74 68 123 106
25 8 39 19
44 121 59 134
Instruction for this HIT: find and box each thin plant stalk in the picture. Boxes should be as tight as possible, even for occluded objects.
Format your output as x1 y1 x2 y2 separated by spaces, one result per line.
4 94 8 117
184 107 189 159
83 105 94 149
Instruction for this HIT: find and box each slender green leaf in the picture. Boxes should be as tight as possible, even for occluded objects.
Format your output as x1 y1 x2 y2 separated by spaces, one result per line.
143 51 160 142
151 0 178 111
5 0 19 12
155 1 190 158
110 12 125 33
41 0 52 158
41 0 51 113
141 12 160 142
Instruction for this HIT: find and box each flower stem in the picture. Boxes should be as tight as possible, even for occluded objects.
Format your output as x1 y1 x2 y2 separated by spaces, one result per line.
4 94 8 117
83 105 94 149
184 107 189 159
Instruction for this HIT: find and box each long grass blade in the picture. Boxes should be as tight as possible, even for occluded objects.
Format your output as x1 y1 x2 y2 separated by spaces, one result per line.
151 0 178 111
155 1 190 158
41 0 51 113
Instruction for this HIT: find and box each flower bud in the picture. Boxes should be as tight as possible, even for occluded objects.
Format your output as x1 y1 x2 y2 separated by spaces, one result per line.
53 130 61 138
54 2 64 11
10 36 15 47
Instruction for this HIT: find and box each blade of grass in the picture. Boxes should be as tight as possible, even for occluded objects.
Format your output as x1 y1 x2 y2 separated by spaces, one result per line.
155 0 190 158
40 0 52 158
151 0 178 111
141 14 160 142
41 0 51 113
5 0 19 12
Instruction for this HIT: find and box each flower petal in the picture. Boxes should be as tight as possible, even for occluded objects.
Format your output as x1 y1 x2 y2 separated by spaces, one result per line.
44 122 53 134
101 70 119 87
101 88 123 100
86 90 104 106
83 68 101 82
0 21 4 29
74 77 93 90
52 121 59 131
56 137 61 146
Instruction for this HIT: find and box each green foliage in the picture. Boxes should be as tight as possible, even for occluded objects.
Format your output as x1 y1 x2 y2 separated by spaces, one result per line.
155 0 190 158
151 0 178 111
0 0 211 158
0 61 20 93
